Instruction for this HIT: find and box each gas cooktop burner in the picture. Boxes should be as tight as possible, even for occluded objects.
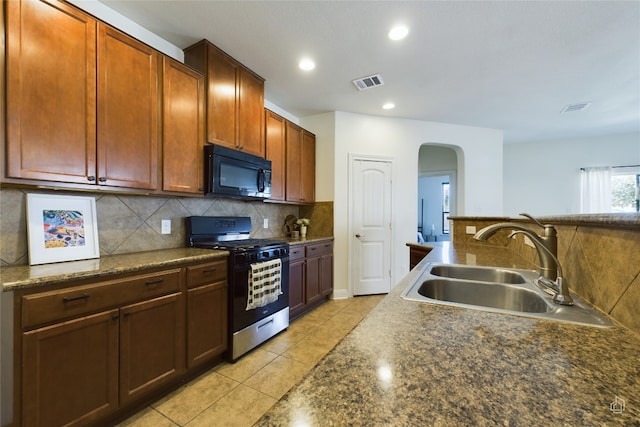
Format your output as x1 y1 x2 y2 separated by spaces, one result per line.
195 238 287 251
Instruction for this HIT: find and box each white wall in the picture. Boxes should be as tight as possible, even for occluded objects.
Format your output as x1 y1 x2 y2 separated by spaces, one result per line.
302 111 504 297
503 132 640 216
299 113 335 202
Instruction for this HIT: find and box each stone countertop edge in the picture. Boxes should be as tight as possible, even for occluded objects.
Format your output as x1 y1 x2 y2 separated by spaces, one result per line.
284 236 334 246
256 241 640 426
448 213 640 229
1 248 229 292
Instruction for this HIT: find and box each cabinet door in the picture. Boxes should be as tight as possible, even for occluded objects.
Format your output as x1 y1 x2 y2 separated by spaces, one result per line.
22 309 119 427
205 45 238 148
97 23 159 190
237 68 265 156
305 256 323 306
319 253 334 296
119 293 184 404
162 57 205 193
6 0 97 184
285 121 303 202
186 281 228 369
288 259 306 319
265 110 286 200
301 130 316 203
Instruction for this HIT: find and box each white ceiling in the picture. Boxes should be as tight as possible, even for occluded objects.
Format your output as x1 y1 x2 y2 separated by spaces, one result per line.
98 0 640 144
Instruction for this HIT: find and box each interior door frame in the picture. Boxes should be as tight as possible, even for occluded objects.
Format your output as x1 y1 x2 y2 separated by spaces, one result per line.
347 153 395 297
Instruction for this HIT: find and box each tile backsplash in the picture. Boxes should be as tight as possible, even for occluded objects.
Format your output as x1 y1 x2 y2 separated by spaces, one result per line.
451 217 640 335
0 188 306 266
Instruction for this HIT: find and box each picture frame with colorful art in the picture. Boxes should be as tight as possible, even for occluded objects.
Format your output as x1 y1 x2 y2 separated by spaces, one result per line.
26 193 100 265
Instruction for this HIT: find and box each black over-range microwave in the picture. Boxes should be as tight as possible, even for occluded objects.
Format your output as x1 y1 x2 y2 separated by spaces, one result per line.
204 144 272 200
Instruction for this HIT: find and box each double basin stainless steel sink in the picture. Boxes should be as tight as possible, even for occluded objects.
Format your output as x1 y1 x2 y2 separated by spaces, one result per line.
401 263 614 328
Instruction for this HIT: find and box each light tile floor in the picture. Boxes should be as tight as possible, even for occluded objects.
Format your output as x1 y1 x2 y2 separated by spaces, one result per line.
118 295 384 427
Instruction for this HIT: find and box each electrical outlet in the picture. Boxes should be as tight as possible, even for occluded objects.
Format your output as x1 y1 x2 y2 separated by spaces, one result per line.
263 218 269 229
161 219 171 235
465 225 477 234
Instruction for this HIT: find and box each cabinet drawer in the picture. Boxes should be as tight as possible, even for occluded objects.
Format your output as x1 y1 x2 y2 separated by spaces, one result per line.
305 241 333 257
186 260 228 288
21 269 181 329
288 245 305 261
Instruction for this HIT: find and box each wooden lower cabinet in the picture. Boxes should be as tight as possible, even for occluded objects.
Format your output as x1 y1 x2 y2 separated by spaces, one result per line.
186 281 228 369
408 244 432 269
21 310 119 427
288 246 306 317
289 240 334 319
16 258 229 426
185 260 228 369
119 293 184 404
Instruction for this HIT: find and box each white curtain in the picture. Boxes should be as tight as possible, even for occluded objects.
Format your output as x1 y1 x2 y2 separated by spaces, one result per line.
580 167 612 213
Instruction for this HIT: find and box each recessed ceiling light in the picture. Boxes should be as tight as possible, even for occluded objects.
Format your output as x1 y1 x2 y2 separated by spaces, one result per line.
388 25 409 41
382 102 395 110
299 58 316 71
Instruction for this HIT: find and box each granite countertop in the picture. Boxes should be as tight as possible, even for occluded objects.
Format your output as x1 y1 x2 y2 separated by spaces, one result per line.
1 248 229 292
0 238 335 292
284 236 334 246
257 242 640 426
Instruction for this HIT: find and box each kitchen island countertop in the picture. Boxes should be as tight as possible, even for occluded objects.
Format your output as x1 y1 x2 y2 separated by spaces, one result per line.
257 241 640 426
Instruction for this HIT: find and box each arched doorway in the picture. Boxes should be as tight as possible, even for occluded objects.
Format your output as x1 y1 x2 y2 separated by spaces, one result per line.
417 145 460 242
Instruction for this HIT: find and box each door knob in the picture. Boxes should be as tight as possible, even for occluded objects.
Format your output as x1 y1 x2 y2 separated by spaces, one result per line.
355 234 364 238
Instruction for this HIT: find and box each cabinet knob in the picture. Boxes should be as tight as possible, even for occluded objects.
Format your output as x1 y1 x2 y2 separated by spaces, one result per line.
87 176 96 182
98 177 107 182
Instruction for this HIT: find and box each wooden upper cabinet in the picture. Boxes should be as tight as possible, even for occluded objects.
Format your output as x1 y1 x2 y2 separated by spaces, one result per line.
237 68 265 156
285 121 303 202
162 57 205 193
265 110 286 200
97 24 160 190
184 40 265 157
203 45 237 148
301 130 316 203
285 122 315 203
5 2 162 191
6 0 97 184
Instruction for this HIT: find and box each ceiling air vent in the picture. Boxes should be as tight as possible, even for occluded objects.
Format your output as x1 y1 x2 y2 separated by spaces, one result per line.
561 102 591 113
352 74 384 91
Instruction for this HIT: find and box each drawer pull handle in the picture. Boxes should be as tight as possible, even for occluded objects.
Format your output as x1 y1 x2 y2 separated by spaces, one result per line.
203 268 217 274
145 278 165 286
63 293 90 303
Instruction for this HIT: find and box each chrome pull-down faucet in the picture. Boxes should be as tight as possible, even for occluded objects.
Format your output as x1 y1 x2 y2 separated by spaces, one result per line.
473 213 573 306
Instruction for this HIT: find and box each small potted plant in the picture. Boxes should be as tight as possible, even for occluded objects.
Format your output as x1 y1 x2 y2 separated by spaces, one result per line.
296 218 310 237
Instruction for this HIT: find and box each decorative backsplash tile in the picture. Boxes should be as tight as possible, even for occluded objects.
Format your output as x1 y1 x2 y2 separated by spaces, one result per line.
0 188 301 266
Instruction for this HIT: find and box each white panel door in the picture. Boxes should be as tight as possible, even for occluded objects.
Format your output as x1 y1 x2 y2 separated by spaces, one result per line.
351 158 392 295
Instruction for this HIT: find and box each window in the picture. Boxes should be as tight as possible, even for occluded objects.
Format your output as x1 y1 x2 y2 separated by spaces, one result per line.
611 170 640 212
581 166 640 213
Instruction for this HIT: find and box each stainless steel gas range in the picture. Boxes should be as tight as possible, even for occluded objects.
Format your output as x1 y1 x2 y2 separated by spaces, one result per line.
186 216 289 362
